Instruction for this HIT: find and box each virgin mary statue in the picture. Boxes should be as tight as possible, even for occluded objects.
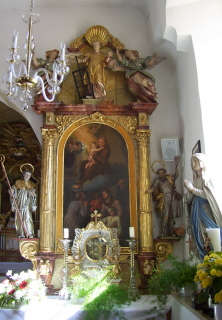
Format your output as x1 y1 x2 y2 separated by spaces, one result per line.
184 153 222 260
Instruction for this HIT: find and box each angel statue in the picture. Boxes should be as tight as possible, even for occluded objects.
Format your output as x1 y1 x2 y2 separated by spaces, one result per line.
65 25 117 100
114 48 165 103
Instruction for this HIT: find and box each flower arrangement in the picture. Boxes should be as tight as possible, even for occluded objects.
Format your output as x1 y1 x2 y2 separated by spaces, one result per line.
194 252 222 304
0 269 46 307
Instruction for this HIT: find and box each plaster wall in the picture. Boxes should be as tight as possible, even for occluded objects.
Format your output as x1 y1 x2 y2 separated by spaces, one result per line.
166 0 222 207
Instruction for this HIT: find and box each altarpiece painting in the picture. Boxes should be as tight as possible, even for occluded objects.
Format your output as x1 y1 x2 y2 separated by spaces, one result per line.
63 123 130 246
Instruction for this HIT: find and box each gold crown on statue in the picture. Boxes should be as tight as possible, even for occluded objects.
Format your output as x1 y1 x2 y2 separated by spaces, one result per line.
85 25 110 47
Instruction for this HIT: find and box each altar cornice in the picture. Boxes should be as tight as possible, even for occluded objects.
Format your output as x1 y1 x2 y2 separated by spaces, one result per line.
32 101 158 116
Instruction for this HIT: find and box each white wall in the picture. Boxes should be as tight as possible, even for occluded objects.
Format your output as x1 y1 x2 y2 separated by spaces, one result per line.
166 0 222 208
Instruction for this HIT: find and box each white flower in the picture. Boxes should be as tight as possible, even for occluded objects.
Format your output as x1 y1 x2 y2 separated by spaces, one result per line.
11 273 19 280
6 270 12 277
14 290 25 299
27 270 37 280
19 271 29 281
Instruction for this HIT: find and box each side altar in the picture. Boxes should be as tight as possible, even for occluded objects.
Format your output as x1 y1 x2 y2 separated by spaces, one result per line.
20 25 166 291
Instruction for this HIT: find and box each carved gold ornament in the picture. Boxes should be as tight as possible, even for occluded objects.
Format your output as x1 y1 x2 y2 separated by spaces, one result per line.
19 240 39 271
55 112 116 137
143 259 154 275
155 241 173 263
118 116 137 138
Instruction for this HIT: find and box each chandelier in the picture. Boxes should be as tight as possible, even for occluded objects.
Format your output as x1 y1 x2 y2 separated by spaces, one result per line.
1 0 69 111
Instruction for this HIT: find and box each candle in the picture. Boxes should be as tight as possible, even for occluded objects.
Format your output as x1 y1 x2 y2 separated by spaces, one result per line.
64 228 69 239
8 71 12 83
206 228 221 252
37 230 40 238
52 68 57 82
60 42 65 60
12 30 18 48
129 227 135 238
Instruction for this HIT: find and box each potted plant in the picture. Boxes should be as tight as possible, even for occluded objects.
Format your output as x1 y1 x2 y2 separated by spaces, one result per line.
0 269 46 308
194 251 222 319
147 254 198 316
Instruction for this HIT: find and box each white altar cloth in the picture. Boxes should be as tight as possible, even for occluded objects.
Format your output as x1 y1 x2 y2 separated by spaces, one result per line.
0 295 170 320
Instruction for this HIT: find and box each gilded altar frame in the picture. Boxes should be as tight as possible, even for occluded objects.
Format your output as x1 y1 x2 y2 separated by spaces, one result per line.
56 112 138 253
37 108 156 260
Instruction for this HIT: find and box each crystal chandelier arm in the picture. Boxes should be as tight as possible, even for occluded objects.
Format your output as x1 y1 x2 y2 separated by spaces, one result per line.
35 66 64 87
10 62 27 79
34 68 51 84
36 75 56 102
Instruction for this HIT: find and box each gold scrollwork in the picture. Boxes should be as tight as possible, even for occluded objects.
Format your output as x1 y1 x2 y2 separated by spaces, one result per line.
55 113 116 136
78 112 116 127
70 35 85 48
109 35 124 49
55 115 77 135
155 241 173 263
118 116 137 137
19 240 39 271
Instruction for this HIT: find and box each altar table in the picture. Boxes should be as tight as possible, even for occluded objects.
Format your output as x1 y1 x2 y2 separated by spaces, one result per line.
0 295 171 320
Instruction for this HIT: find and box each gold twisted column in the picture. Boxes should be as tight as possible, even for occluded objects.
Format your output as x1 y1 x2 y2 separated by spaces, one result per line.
136 120 157 288
40 128 58 252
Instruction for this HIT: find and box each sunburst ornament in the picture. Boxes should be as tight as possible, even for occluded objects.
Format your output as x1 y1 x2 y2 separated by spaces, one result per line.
85 25 110 47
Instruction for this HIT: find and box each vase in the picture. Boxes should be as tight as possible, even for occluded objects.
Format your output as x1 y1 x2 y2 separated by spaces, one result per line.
214 304 222 320
14 300 26 308
180 286 194 297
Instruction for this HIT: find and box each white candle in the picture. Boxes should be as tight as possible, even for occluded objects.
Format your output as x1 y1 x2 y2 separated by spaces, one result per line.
52 68 57 82
8 71 12 83
37 230 40 238
64 228 69 239
12 30 18 48
60 42 65 60
206 228 221 252
129 227 135 238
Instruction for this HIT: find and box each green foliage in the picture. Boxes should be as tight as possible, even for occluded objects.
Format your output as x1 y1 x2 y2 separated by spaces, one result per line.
68 268 131 320
83 284 131 320
147 254 198 316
